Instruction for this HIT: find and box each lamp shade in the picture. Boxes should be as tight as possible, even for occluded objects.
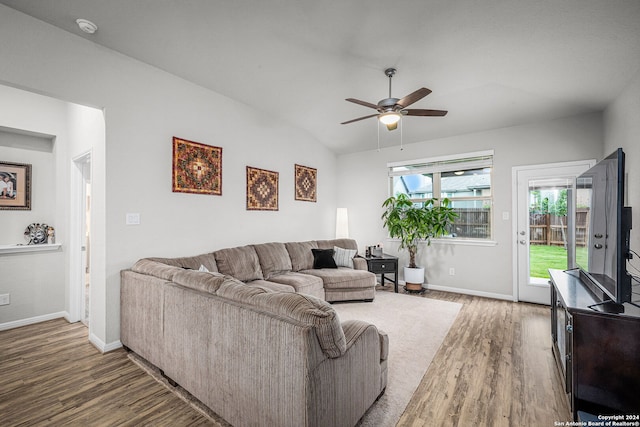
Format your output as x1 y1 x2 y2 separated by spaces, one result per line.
379 112 401 125
335 208 349 238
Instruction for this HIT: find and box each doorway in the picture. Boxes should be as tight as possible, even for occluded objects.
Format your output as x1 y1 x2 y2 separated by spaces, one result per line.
512 160 594 304
72 153 91 326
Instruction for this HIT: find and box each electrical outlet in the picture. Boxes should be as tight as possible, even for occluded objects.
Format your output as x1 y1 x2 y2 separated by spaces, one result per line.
0 294 10 306
126 213 141 225
448 268 455 276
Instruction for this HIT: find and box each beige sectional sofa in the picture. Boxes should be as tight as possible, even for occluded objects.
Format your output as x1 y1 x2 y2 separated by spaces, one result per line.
120 238 387 427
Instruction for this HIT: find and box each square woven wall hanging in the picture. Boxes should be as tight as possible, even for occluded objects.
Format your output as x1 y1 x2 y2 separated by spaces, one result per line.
294 164 317 202
172 137 222 195
246 166 279 210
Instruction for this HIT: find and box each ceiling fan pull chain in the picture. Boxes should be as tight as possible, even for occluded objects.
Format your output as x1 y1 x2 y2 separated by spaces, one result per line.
377 119 381 152
400 118 404 151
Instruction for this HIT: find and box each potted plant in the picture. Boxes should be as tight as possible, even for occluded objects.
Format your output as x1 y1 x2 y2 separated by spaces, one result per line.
381 193 457 291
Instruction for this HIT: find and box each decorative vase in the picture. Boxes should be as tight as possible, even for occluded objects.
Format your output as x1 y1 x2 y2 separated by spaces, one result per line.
403 266 425 291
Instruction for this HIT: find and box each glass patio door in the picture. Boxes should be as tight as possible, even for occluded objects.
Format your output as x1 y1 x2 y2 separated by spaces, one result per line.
514 161 593 304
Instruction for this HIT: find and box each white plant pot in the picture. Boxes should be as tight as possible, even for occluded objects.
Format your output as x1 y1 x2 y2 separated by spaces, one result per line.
403 266 425 291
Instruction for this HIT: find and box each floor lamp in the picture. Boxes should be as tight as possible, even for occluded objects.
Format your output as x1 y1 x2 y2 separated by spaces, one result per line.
335 208 349 238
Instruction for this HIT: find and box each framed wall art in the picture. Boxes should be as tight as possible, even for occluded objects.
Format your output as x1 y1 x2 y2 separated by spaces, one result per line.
246 166 279 211
0 161 31 210
172 137 222 195
294 164 317 202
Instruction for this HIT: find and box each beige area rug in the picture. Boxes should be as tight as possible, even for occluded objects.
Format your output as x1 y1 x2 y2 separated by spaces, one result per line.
128 291 461 427
333 291 462 427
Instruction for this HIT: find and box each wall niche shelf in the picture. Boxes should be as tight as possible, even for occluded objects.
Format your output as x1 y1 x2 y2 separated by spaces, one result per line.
0 243 62 255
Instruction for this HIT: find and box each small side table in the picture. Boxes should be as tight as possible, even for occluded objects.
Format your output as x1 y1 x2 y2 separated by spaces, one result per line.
363 253 399 293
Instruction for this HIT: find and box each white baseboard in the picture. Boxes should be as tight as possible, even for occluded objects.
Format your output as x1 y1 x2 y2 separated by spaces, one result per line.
427 284 513 301
398 281 514 301
0 312 122 353
0 311 69 331
89 332 122 353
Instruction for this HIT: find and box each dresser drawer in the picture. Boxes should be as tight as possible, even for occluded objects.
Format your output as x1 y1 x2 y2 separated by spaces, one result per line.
368 260 396 273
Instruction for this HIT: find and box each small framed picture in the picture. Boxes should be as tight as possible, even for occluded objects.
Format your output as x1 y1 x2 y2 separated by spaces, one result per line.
0 161 31 210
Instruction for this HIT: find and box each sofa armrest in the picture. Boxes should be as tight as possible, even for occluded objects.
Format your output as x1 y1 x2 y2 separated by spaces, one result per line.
131 258 184 280
353 256 368 271
378 329 388 361
342 319 387 361
172 269 232 294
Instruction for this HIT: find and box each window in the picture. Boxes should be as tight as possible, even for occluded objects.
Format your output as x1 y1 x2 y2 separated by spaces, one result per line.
388 150 494 240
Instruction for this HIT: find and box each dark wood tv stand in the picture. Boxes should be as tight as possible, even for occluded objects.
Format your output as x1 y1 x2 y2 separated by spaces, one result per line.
549 269 640 420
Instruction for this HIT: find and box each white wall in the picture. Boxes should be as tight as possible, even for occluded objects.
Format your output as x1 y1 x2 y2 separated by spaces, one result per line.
604 69 640 256
337 112 604 299
0 85 68 324
0 5 337 346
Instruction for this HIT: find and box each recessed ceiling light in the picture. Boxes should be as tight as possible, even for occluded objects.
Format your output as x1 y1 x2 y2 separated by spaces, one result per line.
76 18 98 34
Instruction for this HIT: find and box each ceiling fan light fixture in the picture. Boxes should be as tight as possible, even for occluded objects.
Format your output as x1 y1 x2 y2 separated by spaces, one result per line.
379 112 401 125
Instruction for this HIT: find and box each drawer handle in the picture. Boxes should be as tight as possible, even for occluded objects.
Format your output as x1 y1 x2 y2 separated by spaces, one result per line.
381 264 385 268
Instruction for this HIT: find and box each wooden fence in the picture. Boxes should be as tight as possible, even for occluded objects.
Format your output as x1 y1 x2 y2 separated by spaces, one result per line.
450 208 491 239
447 208 589 244
529 209 589 246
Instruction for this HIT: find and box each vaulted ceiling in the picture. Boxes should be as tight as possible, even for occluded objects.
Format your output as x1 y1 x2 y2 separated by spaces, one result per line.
2 0 640 154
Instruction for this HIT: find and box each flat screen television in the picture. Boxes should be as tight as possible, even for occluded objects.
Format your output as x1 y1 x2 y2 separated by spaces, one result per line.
575 148 633 304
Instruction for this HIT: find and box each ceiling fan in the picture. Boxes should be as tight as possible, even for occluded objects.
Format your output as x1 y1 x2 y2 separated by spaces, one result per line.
341 68 447 131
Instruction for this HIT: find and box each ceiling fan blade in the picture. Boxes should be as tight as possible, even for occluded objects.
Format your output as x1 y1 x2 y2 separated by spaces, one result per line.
341 113 379 125
404 109 448 117
386 122 398 131
397 88 432 108
345 98 379 110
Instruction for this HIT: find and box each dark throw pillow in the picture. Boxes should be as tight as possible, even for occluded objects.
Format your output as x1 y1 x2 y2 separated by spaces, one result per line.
311 248 338 269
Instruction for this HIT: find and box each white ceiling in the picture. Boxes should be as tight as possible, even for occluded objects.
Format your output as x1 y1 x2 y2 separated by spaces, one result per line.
2 0 640 154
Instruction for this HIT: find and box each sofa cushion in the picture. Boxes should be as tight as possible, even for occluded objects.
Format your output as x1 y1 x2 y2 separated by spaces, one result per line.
316 238 358 251
267 272 325 299
285 240 318 271
217 279 273 300
301 267 375 291
146 253 218 273
252 242 292 279
333 246 356 269
312 248 338 269
245 280 296 294
214 245 263 282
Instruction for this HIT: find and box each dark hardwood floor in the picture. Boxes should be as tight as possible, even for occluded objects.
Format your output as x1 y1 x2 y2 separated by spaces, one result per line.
0 288 570 426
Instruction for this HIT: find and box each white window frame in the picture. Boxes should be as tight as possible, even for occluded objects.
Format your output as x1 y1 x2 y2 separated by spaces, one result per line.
387 150 495 245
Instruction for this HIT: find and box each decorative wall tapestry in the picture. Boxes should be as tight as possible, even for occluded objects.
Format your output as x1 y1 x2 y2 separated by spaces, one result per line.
172 137 222 195
294 164 317 202
0 161 31 210
246 166 279 211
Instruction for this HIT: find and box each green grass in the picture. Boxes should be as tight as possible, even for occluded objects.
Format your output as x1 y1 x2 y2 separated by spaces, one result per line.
529 245 568 278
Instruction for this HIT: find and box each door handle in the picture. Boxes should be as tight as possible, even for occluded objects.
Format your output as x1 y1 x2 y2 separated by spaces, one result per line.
519 240 526 245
